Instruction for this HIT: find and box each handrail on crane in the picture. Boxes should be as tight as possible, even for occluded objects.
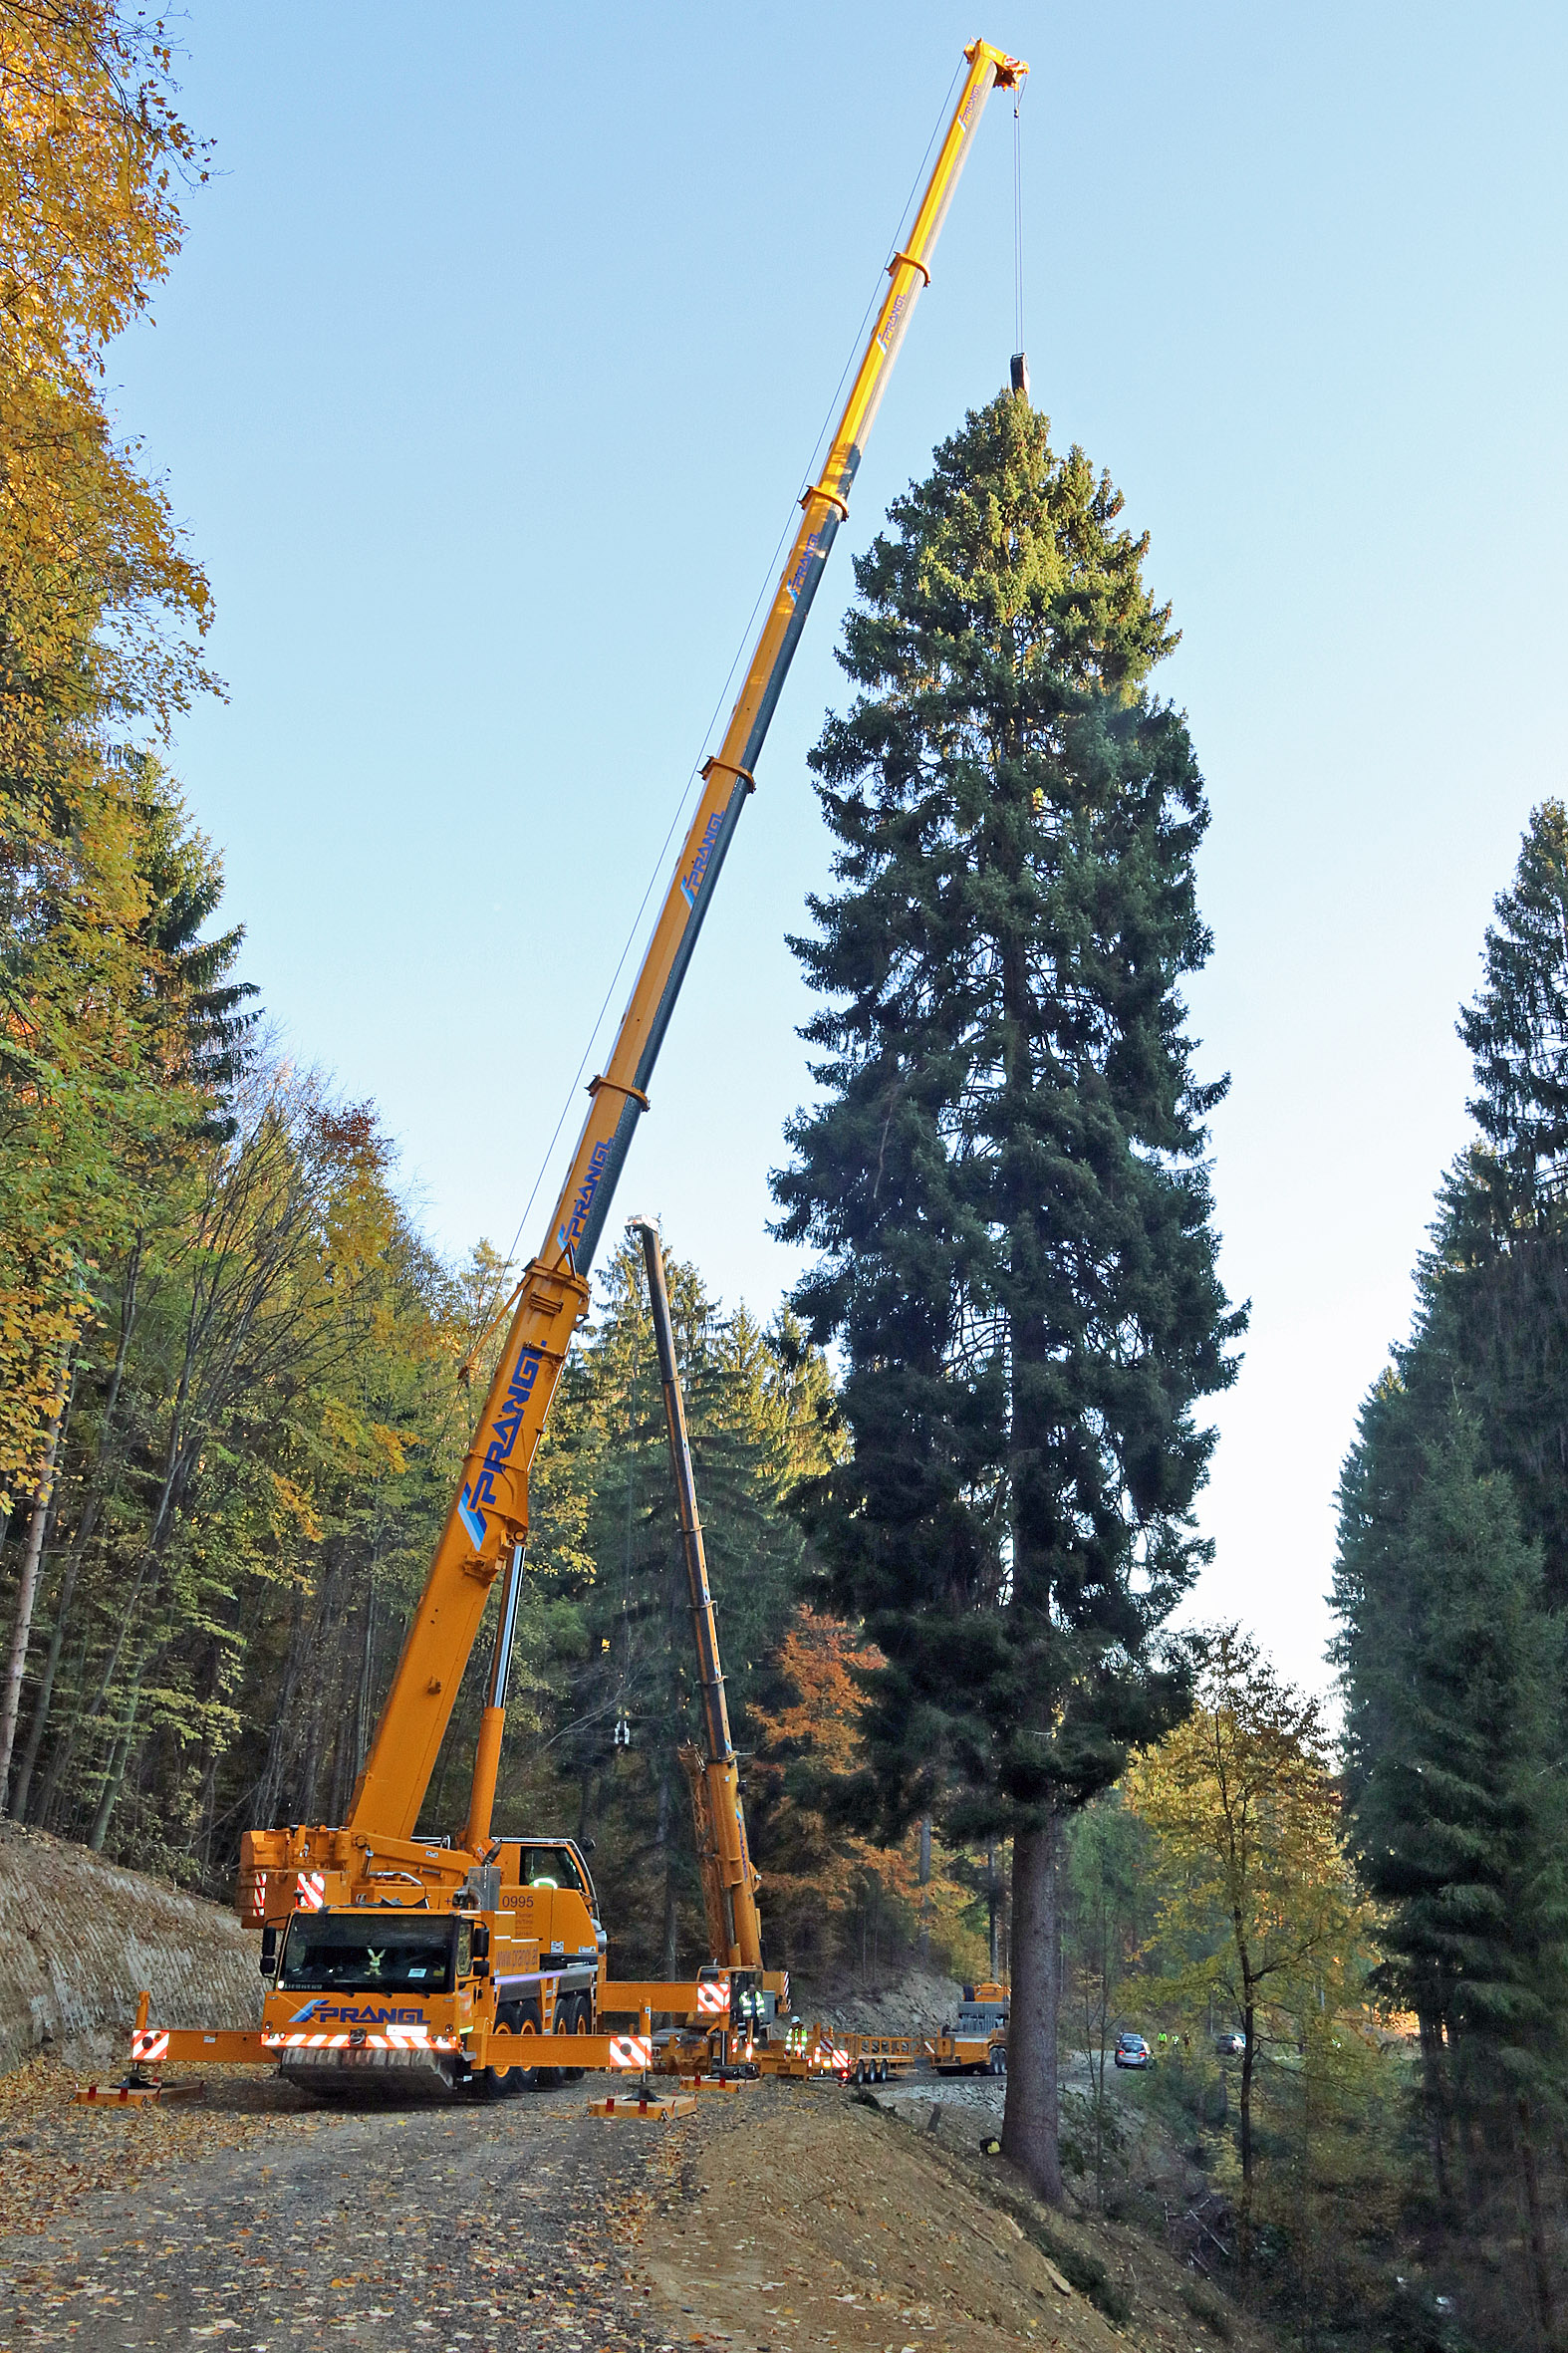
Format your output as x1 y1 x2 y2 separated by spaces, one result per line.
335 36 1028 1859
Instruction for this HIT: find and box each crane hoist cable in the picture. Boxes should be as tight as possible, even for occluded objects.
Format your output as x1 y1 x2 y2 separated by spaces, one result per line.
460 62 996 1376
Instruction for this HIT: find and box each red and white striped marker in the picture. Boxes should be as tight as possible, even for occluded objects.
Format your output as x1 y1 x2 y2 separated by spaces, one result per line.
296 1871 326 1911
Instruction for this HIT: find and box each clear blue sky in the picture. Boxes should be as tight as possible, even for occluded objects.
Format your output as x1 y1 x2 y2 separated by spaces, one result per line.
111 2 1568 1694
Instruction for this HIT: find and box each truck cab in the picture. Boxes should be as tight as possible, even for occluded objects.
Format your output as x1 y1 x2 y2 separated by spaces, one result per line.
263 1908 474 2091
491 1838 604 1976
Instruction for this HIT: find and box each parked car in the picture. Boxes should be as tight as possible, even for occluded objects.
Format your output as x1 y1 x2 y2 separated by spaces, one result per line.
1114 2032 1152 2069
1214 2030 1247 2057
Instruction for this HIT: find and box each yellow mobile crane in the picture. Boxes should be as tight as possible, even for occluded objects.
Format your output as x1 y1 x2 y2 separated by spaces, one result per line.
127 36 1027 2097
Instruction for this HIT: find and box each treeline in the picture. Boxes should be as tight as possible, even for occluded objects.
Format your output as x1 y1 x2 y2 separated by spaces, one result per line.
1056 811 1568 2353
1332 800 1568 2346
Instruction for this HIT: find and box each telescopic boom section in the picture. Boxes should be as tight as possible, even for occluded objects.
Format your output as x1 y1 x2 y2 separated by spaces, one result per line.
347 37 1028 1848
631 1218 761 1968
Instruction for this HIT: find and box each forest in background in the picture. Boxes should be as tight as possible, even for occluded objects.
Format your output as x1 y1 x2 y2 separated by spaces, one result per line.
3 11 1568 2352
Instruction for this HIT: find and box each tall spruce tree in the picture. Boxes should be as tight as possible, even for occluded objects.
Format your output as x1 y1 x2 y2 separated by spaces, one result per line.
773 392 1242 2200
1430 800 1568 1603
1334 807 1568 2329
1336 1395 1568 2322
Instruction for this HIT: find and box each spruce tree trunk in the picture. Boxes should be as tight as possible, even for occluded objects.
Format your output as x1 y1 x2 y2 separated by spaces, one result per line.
1002 1810 1063 2205
1417 2009 1453 2219
918 1813 931 1961
1513 2097 1555 2349
0 1361 70 1806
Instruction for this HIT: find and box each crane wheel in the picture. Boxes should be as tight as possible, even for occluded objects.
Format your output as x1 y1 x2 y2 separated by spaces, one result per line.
565 1993 591 2083
480 2001 535 2098
536 1996 574 2089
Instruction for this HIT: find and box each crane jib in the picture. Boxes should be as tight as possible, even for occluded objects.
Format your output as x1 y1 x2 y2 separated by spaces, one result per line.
341 40 1028 1848
572 495 845 1277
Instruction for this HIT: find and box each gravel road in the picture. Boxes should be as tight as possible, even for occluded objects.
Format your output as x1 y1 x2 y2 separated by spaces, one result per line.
0 2063 685 2350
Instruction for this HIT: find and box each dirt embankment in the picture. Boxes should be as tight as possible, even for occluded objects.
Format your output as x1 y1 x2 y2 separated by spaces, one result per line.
0 1823 260 2074
0 2056 1278 2353
648 2081 1275 2353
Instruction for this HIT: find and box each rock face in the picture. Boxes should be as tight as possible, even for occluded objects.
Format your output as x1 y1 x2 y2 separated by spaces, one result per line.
0 1821 261 2073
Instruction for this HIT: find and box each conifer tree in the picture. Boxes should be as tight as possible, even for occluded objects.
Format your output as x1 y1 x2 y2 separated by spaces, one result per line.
774 392 1241 2201
1337 1397 1568 2325
1428 800 1568 1601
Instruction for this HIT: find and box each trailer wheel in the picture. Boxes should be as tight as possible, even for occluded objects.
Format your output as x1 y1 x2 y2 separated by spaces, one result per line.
988 2044 1006 2076
877 2059 890 2083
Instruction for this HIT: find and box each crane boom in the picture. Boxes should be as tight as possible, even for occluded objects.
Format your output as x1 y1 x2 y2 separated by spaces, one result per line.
345 37 1028 1851
631 1216 762 1969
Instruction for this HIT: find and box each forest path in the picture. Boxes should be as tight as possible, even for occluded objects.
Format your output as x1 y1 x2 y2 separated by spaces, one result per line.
0 2060 672 2350
0 2059 1274 2353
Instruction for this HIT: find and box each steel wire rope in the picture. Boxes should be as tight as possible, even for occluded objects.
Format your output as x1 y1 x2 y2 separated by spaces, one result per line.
1012 85 1025 357
797 56 962 497
467 516 799 1353
465 62 967 1356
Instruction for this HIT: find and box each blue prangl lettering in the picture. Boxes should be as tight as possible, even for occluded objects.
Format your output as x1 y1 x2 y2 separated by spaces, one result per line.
678 811 724 910
460 1344 548 1548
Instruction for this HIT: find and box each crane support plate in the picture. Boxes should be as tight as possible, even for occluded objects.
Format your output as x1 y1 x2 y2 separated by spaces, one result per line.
589 2093 695 2121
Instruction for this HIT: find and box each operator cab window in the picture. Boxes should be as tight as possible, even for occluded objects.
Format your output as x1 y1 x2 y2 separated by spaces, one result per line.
518 1844 587 1896
279 1916 455 1993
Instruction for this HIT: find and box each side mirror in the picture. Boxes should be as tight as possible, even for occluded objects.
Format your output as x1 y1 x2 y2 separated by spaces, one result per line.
259 1924 278 1979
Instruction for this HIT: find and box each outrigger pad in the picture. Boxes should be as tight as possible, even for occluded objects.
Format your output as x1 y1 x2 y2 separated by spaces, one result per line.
75 2078 207 2105
589 2093 695 2121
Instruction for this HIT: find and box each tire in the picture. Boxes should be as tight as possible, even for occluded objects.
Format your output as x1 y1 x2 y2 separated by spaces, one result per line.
480 2000 533 2097
988 2044 1006 2077
566 1992 592 2082
512 1997 543 2090
537 1995 574 2088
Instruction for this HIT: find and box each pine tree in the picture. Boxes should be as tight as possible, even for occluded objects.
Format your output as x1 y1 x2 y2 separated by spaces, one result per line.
773 391 1242 2201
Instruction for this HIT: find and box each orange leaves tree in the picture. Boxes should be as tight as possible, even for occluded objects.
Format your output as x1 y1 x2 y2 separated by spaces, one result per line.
745 1606 977 1984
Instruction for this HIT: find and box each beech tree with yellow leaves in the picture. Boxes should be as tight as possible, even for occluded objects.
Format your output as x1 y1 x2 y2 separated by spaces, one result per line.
0 2 218 1515
1125 1624 1378 2263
